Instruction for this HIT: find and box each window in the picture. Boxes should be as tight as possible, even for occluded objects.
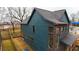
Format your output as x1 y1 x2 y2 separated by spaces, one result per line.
32 25 35 33
63 27 64 31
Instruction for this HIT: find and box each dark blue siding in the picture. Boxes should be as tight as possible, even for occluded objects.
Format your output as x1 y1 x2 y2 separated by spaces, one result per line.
21 11 49 51
21 25 34 49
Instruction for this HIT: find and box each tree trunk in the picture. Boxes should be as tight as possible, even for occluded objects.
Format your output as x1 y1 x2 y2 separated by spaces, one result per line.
8 28 17 50
11 22 15 34
0 31 2 50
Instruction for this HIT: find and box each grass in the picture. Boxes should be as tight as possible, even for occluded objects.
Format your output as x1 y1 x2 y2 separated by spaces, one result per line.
0 24 32 51
2 37 32 51
2 39 16 51
12 37 32 51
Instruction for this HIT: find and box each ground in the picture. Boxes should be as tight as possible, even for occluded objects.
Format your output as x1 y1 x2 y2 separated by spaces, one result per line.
0 24 32 51
2 37 32 51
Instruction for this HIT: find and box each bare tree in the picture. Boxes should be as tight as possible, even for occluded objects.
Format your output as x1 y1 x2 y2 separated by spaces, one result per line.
8 7 31 38
8 7 30 22
8 7 29 31
76 11 79 22
8 8 15 34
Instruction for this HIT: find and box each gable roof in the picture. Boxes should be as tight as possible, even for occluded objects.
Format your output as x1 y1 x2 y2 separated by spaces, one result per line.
22 8 70 24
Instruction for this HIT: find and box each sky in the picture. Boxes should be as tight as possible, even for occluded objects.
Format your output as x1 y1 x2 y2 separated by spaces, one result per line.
0 7 79 22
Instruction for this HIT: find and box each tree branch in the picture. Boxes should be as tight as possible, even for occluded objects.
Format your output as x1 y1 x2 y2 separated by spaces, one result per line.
8 7 29 22
12 14 21 20
18 7 21 17
22 8 26 18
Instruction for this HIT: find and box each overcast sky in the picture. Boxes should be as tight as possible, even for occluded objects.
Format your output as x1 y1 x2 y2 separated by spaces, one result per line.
0 7 79 22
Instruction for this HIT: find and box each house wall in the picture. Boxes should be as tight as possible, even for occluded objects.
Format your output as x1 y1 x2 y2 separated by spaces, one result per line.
21 11 49 51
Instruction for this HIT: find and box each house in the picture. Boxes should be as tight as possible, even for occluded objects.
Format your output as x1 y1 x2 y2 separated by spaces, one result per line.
69 22 79 35
21 8 70 51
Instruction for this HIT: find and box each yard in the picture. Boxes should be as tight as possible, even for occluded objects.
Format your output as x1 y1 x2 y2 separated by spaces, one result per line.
0 24 32 51
2 37 32 51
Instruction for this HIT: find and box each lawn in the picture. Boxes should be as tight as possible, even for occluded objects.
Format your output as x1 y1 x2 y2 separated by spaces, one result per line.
2 39 16 51
2 37 32 51
12 37 32 51
0 24 32 51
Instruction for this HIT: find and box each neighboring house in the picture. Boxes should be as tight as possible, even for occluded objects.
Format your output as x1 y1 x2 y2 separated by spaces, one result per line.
72 18 79 22
70 22 79 35
21 8 70 51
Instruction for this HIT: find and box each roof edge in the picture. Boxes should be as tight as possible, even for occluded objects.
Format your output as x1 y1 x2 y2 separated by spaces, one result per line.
64 10 70 23
26 8 36 24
